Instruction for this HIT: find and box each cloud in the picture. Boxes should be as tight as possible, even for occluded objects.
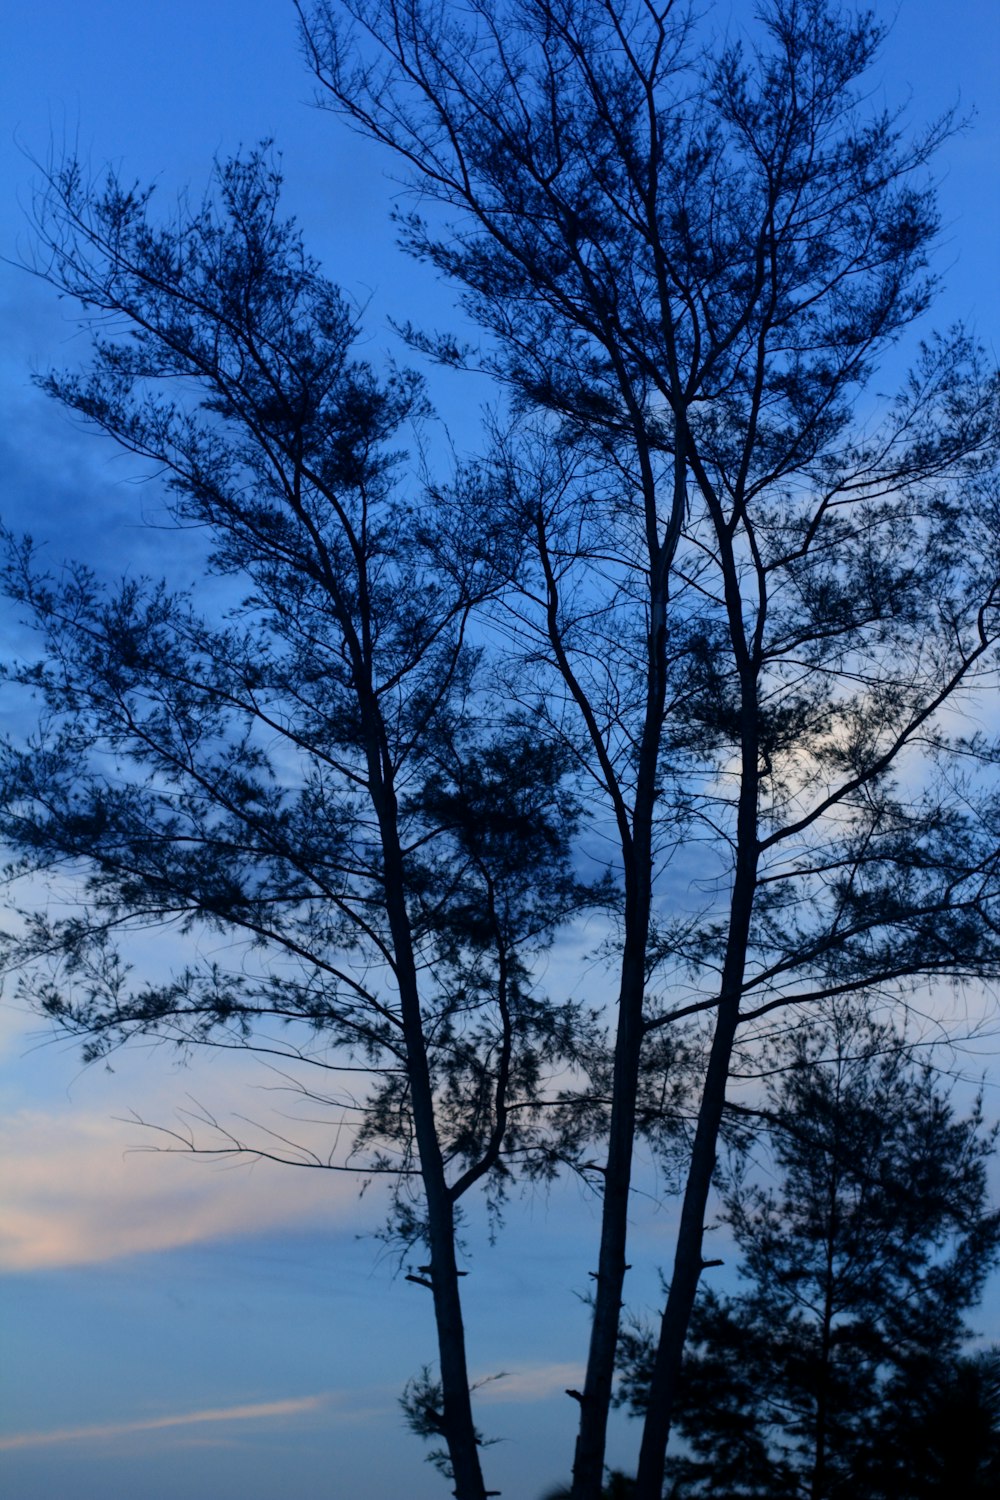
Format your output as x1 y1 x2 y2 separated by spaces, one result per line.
0 1394 331 1451
0 1034 384 1271
474 1363 584 1403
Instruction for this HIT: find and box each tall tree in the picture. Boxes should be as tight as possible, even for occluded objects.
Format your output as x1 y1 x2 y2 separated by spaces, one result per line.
0 150 591 1500
296 2 1000 1495
619 1010 1000 1500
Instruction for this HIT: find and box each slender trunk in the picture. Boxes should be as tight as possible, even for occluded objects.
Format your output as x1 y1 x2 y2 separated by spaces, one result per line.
570 611 669 1500
372 747 488 1500
811 1170 839 1500
570 421 681 1500
632 990 741 1500
401 1014 485 1494
634 763 760 1500
811 1309 832 1500
569 930 649 1500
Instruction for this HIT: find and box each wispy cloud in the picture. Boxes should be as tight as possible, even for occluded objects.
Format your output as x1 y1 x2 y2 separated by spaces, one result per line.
0 1100 377 1271
474 1362 584 1403
0 980 396 1281
0 1394 331 1452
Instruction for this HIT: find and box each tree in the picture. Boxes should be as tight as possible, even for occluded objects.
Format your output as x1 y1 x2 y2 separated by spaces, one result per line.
296 1 1000 1494
4 3 1000 1496
619 1009 1000 1498
0 150 593 1500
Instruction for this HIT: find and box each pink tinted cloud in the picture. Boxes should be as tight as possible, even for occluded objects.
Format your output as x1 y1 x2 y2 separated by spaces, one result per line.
0 1394 331 1451
0 1103 374 1271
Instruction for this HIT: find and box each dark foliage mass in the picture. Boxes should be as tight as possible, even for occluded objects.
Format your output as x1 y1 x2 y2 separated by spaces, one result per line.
620 1010 1000 1496
2 3 1000 1497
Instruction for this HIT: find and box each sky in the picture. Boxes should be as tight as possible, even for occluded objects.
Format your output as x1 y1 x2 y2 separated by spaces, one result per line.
1 2 999 1497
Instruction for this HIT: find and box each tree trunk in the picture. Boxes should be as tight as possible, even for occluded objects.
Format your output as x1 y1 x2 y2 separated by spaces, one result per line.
811 1172 839 1500
392 899 488 1499
372 738 488 1500
634 746 760 1500
569 944 647 1500
632 991 742 1500
570 602 669 1500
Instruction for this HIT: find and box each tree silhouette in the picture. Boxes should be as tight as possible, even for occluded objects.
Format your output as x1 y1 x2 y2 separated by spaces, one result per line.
297 2 1000 1493
619 1010 1000 1498
0 149 594 1500
2 2 1000 1495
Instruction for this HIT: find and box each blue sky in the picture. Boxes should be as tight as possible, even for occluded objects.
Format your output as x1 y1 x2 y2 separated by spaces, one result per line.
1 3 999 1497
